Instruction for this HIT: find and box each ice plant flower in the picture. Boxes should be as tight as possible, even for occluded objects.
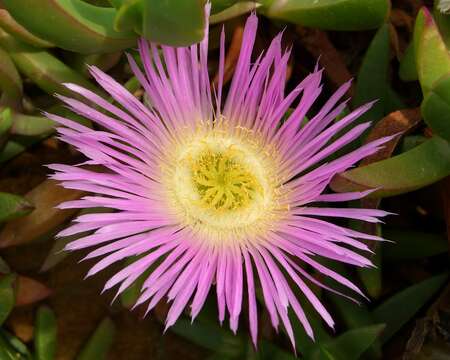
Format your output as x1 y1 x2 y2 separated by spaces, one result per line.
48 9 392 350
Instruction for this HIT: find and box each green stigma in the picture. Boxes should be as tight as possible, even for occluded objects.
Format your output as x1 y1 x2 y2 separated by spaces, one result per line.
190 148 263 211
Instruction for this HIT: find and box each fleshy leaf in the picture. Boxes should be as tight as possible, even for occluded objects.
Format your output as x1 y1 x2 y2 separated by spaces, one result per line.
0 9 54 48
143 0 206 46
353 23 390 127
0 46 22 109
0 274 15 326
372 273 448 344
0 28 100 97
330 137 450 198
210 2 261 24
210 0 239 14
357 234 382 299
11 114 55 136
0 192 34 223
383 229 448 261
261 0 390 31
0 330 33 359
0 274 16 325
313 324 386 360
399 42 418 82
2 0 137 54
35 306 57 360
421 74 450 141
170 317 244 358
414 7 450 96
0 330 31 360
113 0 142 33
76 318 116 360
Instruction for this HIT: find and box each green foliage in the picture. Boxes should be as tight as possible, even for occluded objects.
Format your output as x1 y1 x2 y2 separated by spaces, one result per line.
76 318 116 360
422 74 450 141
399 43 418 82
0 46 22 109
310 324 385 360
261 0 389 31
0 28 99 97
0 331 32 360
35 306 57 360
0 274 15 326
373 273 448 344
143 1 206 46
0 192 33 223
0 1 448 359
383 229 448 261
331 136 450 198
353 24 390 127
2 0 137 54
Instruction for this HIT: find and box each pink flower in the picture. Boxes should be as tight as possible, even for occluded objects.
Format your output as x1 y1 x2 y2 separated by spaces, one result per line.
48 8 391 350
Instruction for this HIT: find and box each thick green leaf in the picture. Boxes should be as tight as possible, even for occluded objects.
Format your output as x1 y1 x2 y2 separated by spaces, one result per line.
0 28 100 97
0 9 53 48
210 0 239 14
261 0 389 31
11 113 55 136
312 324 385 360
0 108 13 135
2 0 137 54
349 219 382 300
289 300 331 358
35 306 57 360
0 274 15 326
383 229 448 261
372 273 448 343
0 332 29 360
401 135 427 152
399 42 418 82
108 0 124 8
40 235 75 272
170 318 244 358
353 24 390 126
1 331 32 359
76 318 116 360
248 340 296 360
422 74 450 141
330 136 450 198
210 2 261 24
0 192 33 223
113 0 142 33
414 7 450 96
0 46 22 109
143 0 206 46
0 136 48 163
385 87 406 114
69 52 122 77
323 263 382 358
358 242 382 299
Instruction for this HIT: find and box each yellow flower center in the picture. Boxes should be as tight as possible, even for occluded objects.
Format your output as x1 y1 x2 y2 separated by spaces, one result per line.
161 125 287 245
190 148 262 211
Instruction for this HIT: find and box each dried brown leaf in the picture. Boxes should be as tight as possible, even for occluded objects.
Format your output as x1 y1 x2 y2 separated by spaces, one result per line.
0 179 85 248
15 275 51 306
212 22 244 87
296 27 354 97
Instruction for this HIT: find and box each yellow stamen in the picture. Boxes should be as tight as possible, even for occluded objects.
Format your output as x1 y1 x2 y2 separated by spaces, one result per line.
161 123 288 245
